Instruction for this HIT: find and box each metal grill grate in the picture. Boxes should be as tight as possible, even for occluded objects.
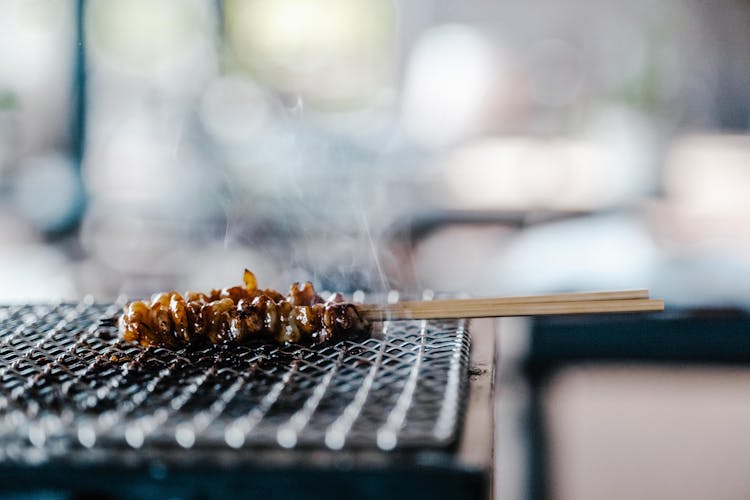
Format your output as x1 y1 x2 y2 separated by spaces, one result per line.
0 300 471 463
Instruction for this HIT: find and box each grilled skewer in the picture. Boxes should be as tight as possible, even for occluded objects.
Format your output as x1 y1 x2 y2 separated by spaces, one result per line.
118 270 664 348
118 270 365 347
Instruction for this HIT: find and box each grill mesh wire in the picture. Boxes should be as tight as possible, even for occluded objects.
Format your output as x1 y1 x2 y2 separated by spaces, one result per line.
0 301 471 462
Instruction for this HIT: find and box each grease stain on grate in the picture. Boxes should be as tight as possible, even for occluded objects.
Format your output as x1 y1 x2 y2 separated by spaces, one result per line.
0 301 471 462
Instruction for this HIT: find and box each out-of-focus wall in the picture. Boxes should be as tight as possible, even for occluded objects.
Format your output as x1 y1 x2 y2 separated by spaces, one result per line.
0 0 80 301
0 0 749 303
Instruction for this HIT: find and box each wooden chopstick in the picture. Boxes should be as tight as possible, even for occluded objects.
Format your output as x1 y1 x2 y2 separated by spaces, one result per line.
357 290 663 321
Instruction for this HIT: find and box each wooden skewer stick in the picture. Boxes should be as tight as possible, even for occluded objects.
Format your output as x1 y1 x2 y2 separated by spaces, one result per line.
357 290 663 321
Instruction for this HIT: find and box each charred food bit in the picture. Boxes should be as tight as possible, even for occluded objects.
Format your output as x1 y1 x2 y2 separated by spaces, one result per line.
118 270 367 348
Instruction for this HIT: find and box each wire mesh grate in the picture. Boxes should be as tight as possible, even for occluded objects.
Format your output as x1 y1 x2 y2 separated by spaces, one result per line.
0 301 471 463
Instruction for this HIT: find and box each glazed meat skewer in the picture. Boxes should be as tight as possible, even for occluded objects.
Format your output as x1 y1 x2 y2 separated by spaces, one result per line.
118 270 366 348
119 271 663 349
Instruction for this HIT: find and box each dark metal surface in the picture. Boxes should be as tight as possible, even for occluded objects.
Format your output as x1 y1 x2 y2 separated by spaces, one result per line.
0 300 471 464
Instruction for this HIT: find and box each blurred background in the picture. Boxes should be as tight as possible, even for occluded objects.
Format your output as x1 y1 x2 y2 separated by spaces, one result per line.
5 0 750 303
2 0 750 498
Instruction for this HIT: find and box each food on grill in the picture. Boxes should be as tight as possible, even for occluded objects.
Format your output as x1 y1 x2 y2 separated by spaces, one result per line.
119 270 367 348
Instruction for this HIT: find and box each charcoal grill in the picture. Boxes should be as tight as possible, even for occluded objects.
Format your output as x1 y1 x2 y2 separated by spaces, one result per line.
0 299 495 499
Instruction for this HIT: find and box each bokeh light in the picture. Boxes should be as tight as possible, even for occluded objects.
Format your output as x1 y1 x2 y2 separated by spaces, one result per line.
225 0 396 108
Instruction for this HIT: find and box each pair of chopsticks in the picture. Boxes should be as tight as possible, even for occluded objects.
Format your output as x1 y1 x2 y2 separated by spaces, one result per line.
357 289 664 321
